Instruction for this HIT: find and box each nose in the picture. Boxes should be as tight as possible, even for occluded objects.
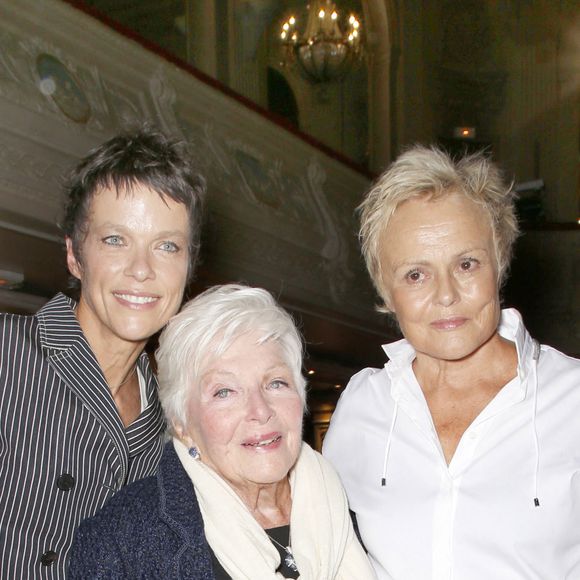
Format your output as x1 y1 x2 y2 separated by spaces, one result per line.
247 389 275 424
124 246 155 282
435 271 459 307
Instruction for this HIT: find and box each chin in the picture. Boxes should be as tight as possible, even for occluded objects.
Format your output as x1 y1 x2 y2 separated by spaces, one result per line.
117 324 159 343
251 460 294 485
429 340 491 362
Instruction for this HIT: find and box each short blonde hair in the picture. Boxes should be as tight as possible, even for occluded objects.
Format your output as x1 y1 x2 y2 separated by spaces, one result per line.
156 284 307 434
359 145 520 312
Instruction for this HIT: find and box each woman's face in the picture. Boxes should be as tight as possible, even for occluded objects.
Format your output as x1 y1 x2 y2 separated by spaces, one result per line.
67 184 190 352
179 332 304 494
379 193 501 362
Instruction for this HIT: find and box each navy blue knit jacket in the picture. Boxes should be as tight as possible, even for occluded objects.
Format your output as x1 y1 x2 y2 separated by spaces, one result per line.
68 442 215 579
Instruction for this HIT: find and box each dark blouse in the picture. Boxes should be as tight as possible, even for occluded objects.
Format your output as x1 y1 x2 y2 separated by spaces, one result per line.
210 525 300 579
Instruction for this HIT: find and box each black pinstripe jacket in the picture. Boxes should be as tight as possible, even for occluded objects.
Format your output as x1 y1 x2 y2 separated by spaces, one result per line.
0 293 166 579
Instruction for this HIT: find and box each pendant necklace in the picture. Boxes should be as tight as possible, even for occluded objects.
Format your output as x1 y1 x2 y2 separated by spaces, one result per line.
267 533 299 573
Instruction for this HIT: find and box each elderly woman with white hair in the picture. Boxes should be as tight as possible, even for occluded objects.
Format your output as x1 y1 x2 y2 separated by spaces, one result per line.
68 284 375 579
323 146 580 579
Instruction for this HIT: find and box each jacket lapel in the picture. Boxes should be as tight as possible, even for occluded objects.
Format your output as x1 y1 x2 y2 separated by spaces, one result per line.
126 355 165 458
37 293 129 478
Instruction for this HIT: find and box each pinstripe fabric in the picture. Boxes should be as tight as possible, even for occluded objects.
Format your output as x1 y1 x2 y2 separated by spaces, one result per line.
0 293 166 579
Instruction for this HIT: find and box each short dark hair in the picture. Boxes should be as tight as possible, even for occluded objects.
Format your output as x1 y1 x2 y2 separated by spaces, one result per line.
61 126 206 283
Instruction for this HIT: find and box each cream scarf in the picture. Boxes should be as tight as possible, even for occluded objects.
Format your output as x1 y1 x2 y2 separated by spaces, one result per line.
173 438 376 580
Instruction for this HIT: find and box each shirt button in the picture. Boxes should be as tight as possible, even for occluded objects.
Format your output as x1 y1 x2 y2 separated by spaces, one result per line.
56 473 75 491
40 550 58 566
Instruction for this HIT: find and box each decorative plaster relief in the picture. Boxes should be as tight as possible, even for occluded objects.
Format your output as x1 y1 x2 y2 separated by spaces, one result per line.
0 0 375 318
0 27 114 132
0 135 67 205
0 29 46 115
149 69 182 135
205 214 332 297
0 146 64 195
176 112 357 303
102 77 148 130
36 54 91 123
150 70 358 299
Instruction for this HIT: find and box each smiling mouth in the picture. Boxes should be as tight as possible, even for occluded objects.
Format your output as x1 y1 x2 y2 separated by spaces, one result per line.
114 293 158 305
243 435 282 448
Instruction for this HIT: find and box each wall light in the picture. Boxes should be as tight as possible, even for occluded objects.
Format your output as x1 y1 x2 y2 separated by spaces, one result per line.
0 269 24 289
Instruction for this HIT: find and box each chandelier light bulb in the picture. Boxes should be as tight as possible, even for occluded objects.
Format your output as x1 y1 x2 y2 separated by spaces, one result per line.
279 1 364 83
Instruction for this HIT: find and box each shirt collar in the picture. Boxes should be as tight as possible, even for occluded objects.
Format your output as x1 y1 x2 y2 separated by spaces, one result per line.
497 308 537 383
381 308 536 385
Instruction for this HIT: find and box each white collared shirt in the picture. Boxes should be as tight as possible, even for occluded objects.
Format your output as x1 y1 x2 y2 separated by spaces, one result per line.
323 309 580 580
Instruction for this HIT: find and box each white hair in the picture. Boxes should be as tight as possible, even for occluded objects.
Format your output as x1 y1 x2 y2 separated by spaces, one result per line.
359 145 520 312
156 284 307 433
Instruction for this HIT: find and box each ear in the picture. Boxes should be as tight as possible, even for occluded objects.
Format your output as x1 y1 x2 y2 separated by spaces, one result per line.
382 295 394 313
65 237 82 281
173 422 195 449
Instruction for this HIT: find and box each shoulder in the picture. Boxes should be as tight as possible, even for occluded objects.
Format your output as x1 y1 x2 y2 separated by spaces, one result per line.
0 309 37 336
0 293 74 345
323 367 390 461
539 344 580 369
344 366 387 394
537 344 580 391
0 310 41 369
332 366 390 417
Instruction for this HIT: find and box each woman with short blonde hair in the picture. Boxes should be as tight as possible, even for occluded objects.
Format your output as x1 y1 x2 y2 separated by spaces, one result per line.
324 145 580 580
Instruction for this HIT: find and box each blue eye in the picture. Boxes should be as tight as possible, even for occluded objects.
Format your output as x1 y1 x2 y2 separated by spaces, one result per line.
103 235 123 246
214 388 232 399
269 380 289 390
159 241 179 253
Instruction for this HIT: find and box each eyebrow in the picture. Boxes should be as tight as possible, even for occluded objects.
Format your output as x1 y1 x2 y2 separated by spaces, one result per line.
96 222 188 238
201 362 291 380
390 247 490 271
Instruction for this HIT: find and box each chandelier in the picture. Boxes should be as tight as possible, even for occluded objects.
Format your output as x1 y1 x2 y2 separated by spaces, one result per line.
279 1 363 83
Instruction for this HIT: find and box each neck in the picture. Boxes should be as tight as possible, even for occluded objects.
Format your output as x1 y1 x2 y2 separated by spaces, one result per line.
413 332 518 393
234 477 292 529
73 300 146 393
